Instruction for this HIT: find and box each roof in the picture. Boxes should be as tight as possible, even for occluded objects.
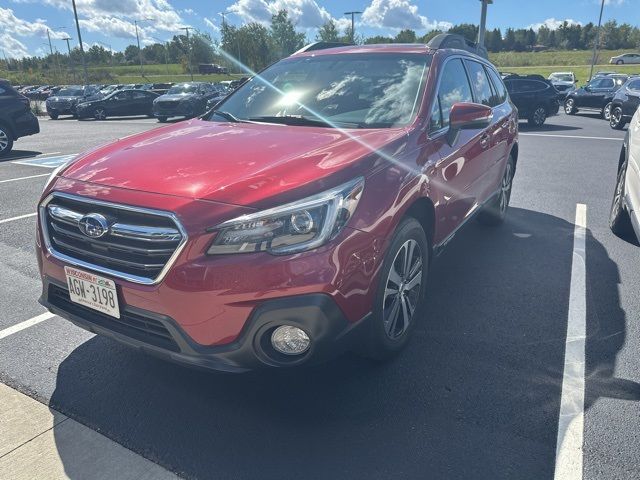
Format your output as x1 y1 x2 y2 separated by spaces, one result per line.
292 43 432 57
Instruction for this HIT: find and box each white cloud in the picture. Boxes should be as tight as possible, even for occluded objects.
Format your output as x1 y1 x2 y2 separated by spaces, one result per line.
0 7 67 40
204 17 220 32
528 18 583 31
361 0 451 31
0 33 29 58
228 0 348 29
603 0 625 5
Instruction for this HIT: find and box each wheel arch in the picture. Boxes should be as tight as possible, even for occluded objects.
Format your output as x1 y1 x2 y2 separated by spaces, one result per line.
0 119 15 140
403 197 436 252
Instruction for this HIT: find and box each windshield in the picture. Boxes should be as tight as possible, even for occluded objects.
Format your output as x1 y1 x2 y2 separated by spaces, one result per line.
167 84 198 95
57 87 83 96
211 53 431 128
551 74 573 82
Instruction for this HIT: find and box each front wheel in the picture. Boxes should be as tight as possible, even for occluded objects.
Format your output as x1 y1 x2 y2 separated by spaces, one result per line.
610 107 627 130
0 124 14 157
364 217 429 361
478 156 515 226
93 108 107 120
602 102 613 121
528 106 547 127
564 98 577 115
616 60 624 65
157 116 167 123
610 158 634 238
48 112 59 120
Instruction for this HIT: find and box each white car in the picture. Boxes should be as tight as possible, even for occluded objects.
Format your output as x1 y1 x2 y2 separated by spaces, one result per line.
548 72 576 97
610 53 640 65
610 109 640 242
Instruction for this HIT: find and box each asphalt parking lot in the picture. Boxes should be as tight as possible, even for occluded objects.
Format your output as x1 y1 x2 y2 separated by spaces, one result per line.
0 112 638 479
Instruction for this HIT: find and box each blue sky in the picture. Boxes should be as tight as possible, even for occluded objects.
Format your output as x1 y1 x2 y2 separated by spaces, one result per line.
0 0 634 58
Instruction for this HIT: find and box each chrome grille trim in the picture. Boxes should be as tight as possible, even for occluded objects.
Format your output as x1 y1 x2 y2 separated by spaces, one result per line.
40 192 188 285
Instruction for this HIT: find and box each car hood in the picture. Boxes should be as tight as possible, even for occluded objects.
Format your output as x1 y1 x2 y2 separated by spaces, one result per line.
551 81 574 87
156 94 197 102
60 119 408 208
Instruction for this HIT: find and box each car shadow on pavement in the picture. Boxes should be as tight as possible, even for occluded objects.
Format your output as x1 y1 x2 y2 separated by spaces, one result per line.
0 150 43 162
518 122 582 133
48 207 635 480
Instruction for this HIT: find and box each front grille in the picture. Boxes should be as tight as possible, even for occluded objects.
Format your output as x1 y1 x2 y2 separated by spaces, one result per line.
155 101 180 113
48 283 179 351
41 193 186 284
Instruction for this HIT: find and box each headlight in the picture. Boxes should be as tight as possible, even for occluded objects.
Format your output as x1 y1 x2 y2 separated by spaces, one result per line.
208 177 364 255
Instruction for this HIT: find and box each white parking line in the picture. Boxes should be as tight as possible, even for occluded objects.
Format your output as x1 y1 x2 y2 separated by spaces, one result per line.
0 213 37 225
0 174 49 184
0 152 61 162
554 203 587 480
521 133 622 141
12 154 76 169
0 313 55 341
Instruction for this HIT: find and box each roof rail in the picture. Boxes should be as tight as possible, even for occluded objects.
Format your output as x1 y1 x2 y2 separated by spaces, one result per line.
426 33 488 60
294 42 353 54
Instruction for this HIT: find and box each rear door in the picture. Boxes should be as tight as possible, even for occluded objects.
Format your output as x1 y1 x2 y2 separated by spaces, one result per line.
107 91 131 116
584 77 614 108
624 79 640 117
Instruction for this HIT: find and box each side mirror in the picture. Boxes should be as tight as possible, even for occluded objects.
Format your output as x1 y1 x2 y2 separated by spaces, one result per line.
584 85 591 92
447 102 493 146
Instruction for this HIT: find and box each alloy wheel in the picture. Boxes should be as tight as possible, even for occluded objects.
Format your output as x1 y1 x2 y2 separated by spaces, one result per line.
604 103 612 121
94 108 106 120
610 107 624 129
383 239 423 340
564 99 574 114
499 162 514 215
611 162 626 220
533 107 546 126
0 129 8 152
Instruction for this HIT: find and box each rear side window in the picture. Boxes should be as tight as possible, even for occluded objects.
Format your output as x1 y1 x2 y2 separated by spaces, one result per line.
465 60 493 107
436 58 473 129
486 68 508 105
518 80 547 92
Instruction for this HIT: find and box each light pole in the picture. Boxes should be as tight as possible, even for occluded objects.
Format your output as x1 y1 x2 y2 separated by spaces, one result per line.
589 0 606 81
344 11 362 43
180 26 194 81
477 0 493 47
62 37 77 83
134 18 152 79
71 0 88 84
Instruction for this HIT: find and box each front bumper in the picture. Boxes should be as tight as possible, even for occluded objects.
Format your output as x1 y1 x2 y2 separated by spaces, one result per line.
40 277 369 372
153 102 195 118
46 103 77 115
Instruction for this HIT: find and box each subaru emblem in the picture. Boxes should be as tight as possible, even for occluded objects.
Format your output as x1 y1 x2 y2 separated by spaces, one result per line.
78 213 109 238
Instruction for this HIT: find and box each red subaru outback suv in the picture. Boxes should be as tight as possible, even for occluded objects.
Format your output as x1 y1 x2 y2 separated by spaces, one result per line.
37 35 518 372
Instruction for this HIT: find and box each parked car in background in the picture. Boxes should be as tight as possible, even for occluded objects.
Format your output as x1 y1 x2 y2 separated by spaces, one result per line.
548 72 576 99
45 85 101 119
610 109 640 243
76 89 159 120
610 53 640 65
564 75 628 120
503 74 560 126
0 79 40 157
198 63 228 74
152 82 220 122
37 37 519 372
610 76 640 130
140 83 173 95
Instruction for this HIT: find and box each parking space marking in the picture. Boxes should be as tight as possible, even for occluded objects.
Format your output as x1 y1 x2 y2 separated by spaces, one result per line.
521 133 622 141
554 203 587 480
0 213 37 225
12 155 75 169
0 152 61 162
0 313 55 341
0 174 49 184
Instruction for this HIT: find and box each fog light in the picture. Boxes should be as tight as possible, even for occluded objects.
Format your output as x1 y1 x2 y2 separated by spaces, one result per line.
271 326 310 355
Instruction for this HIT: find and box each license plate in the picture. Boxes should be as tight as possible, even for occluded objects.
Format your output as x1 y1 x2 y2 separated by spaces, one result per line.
64 266 120 319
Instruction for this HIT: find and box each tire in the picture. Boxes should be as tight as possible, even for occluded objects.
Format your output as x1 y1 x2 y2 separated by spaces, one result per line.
602 102 613 121
49 112 59 120
616 60 624 65
564 98 577 115
0 124 14 157
610 107 627 130
157 116 167 123
610 156 634 238
528 106 547 127
94 108 107 120
363 217 429 361
478 155 515 226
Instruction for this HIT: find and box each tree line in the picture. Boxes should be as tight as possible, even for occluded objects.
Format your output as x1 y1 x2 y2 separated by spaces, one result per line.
2 11 640 78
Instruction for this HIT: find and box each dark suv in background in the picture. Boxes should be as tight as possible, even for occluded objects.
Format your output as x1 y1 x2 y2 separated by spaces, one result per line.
564 74 628 120
610 76 640 130
152 82 221 122
45 85 100 119
0 79 40 157
503 74 560 126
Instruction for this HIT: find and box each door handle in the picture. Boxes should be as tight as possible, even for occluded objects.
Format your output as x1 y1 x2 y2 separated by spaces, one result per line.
480 133 491 149
501 121 509 129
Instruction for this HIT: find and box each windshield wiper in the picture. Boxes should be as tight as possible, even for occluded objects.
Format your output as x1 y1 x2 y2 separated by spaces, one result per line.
212 110 244 123
247 115 359 128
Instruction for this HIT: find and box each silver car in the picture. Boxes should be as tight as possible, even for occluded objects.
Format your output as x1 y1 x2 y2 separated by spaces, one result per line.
610 109 640 242
610 53 640 65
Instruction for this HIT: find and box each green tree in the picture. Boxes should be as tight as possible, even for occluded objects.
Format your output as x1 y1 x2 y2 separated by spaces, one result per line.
394 29 417 43
269 10 305 59
316 20 339 42
448 23 479 42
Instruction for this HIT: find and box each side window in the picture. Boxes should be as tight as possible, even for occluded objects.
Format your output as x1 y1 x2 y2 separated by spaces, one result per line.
0 87 5 95
429 96 442 132
437 58 473 129
131 91 147 99
519 80 546 92
487 67 508 104
602 78 615 89
465 60 493 107
628 80 640 91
